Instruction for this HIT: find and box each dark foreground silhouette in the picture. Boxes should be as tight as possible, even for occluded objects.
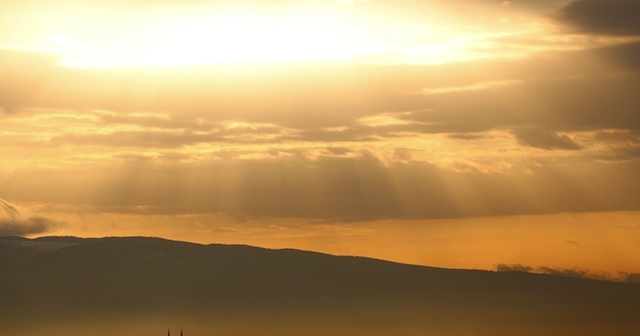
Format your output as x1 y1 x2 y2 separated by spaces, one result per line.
1 236 639 335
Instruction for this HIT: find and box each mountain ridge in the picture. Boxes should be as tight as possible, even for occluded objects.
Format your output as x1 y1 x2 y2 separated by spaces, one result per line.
1 235 639 335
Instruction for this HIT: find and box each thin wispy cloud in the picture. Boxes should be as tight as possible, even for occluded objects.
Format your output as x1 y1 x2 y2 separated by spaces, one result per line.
496 263 640 284
0 199 59 236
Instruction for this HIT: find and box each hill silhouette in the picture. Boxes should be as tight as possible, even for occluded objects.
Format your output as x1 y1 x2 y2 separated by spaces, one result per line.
1 236 639 335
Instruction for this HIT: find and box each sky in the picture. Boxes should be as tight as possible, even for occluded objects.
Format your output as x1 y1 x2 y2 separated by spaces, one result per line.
1 0 640 276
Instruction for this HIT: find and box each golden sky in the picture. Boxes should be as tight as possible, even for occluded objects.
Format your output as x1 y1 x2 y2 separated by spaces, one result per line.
2 0 640 277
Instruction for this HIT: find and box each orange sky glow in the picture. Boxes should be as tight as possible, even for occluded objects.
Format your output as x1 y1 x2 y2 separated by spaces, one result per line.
2 0 640 278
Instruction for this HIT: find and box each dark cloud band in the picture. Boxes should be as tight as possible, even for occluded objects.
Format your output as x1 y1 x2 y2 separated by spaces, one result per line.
555 0 640 36
0 199 58 236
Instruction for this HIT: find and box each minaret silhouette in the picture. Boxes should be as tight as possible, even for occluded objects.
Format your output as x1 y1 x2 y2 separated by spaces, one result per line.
167 327 182 335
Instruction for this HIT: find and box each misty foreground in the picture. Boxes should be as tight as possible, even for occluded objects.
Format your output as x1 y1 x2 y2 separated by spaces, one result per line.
1 236 639 336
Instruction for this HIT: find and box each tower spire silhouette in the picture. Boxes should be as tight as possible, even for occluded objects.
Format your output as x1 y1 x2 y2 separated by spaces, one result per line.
167 327 182 335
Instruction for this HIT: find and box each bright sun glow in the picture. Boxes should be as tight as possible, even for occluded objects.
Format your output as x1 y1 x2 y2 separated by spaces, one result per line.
50 8 358 67
40 5 486 68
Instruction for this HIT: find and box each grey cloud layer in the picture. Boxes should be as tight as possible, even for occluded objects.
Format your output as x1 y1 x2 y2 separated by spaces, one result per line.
3 155 640 221
4 41 640 151
555 0 640 36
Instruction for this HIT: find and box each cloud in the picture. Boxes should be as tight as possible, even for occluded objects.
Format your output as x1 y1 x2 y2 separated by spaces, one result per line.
447 133 489 140
555 0 640 36
0 198 21 218
589 130 640 161
513 127 583 150
496 264 640 284
0 199 58 236
536 266 608 280
0 106 19 114
592 41 640 70
3 43 640 142
4 151 640 222
496 264 534 273
495 264 637 283
0 217 55 237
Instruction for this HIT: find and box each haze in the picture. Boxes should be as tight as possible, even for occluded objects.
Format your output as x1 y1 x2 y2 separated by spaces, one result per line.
2 0 640 279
